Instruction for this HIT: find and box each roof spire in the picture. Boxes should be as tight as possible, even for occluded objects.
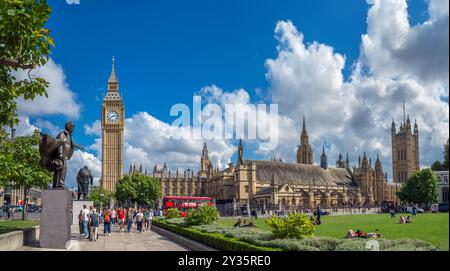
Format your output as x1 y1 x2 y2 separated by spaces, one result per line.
303 115 306 131
109 56 117 82
403 99 406 124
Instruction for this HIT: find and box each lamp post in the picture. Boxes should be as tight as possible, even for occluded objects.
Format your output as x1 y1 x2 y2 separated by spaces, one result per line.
186 168 191 197
100 193 104 210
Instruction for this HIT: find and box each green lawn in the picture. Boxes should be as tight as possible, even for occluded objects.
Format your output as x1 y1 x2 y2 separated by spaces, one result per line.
0 220 40 235
219 213 449 251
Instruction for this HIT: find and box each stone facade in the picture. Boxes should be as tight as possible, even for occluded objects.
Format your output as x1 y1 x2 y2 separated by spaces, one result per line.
144 119 398 211
101 57 125 192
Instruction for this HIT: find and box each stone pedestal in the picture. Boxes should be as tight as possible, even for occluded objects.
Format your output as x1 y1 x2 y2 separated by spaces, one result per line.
72 200 93 225
40 189 72 249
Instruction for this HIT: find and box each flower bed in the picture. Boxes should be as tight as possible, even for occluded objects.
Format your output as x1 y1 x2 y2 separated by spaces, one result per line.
153 218 439 251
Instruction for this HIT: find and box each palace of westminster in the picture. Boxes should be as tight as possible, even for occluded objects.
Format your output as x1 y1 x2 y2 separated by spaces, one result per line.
99 58 422 212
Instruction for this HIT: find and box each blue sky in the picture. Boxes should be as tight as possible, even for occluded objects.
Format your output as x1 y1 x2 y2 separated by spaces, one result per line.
16 0 449 186
46 0 372 143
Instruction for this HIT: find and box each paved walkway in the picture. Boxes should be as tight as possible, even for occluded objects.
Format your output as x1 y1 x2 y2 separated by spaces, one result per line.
16 223 188 251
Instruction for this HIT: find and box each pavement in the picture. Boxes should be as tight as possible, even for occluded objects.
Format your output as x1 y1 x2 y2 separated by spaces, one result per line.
15 222 188 251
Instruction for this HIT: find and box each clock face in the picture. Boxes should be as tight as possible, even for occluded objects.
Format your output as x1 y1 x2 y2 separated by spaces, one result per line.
107 110 119 122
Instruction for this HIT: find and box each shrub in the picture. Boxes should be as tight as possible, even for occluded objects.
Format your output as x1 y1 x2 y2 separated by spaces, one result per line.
334 239 369 251
379 239 438 251
266 213 314 239
153 219 278 251
165 208 181 219
165 217 186 226
299 237 342 251
185 205 219 226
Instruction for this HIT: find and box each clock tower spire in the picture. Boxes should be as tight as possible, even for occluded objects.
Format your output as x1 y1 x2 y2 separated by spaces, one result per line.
101 57 125 192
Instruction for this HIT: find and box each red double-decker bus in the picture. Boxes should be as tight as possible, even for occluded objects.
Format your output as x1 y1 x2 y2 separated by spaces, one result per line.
162 196 213 217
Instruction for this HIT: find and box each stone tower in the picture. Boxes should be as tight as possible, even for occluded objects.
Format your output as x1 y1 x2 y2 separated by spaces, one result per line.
101 57 125 192
297 116 313 164
199 142 211 178
320 145 328 170
391 102 420 183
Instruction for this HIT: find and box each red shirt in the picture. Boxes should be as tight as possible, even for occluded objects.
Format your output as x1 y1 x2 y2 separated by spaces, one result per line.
117 210 125 219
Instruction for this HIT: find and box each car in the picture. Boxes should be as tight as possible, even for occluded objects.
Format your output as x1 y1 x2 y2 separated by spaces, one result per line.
438 202 449 212
431 204 439 213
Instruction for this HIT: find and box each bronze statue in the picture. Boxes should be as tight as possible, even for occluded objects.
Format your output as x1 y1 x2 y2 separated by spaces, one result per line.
77 166 93 200
39 121 83 189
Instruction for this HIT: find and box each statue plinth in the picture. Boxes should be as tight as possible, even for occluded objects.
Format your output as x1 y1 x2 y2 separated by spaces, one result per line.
39 189 72 249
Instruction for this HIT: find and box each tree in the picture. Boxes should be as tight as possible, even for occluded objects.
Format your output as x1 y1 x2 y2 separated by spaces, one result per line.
397 169 439 207
431 161 444 171
444 139 449 170
0 130 52 220
87 186 113 209
0 0 54 127
431 139 449 171
115 173 161 207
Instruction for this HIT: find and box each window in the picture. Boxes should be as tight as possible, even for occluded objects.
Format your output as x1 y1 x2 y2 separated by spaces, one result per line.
285 186 289 192
442 187 449 203
244 185 249 193
404 150 407 160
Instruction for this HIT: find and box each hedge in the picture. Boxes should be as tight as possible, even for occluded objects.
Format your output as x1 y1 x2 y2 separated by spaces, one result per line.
153 219 280 251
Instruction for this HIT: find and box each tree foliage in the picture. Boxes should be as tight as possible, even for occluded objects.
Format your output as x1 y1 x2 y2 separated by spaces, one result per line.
115 173 161 207
165 208 181 219
0 0 54 127
398 169 439 206
431 139 449 171
444 139 449 170
0 129 52 219
87 186 113 208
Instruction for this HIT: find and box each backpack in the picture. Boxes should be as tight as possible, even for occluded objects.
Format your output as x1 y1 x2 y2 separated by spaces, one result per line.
104 213 111 223
91 214 99 226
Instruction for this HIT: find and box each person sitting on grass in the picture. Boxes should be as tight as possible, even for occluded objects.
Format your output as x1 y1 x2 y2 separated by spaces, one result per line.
346 230 357 238
405 216 413 223
233 217 242 228
399 216 406 224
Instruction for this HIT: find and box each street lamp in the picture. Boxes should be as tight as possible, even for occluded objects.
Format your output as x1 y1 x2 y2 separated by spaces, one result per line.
186 168 191 196
100 193 104 210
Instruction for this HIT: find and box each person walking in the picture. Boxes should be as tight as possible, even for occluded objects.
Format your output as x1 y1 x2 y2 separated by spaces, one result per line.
147 208 153 230
103 208 111 236
78 210 84 234
316 206 322 225
89 208 100 241
142 208 148 231
81 205 90 238
126 208 134 233
135 208 144 233
117 207 125 232
110 208 116 225
412 206 417 217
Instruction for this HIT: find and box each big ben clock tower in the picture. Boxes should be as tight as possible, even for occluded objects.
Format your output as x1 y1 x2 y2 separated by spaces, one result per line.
101 57 124 192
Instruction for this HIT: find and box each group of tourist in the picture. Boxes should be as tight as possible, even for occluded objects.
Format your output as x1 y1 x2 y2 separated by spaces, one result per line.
78 205 160 241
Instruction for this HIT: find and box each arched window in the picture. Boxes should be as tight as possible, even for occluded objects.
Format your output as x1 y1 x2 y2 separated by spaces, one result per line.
292 198 296 206
281 198 286 206
244 185 249 193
